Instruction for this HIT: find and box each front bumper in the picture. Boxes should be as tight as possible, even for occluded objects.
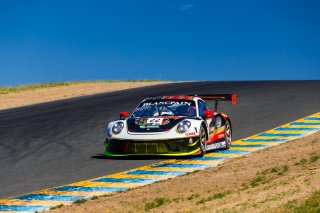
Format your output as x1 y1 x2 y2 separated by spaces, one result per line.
104 137 201 157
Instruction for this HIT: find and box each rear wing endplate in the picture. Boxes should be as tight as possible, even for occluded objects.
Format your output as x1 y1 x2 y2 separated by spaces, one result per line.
194 94 237 111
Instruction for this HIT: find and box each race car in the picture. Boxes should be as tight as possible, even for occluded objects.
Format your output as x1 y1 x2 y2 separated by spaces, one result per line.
104 94 236 157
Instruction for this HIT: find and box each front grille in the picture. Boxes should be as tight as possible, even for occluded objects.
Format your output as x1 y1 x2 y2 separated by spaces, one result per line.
128 143 164 154
108 139 191 155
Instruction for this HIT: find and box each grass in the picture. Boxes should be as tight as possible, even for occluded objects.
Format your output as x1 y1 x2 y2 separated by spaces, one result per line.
187 193 200 200
295 152 320 166
144 197 171 211
0 80 162 95
49 204 64 210
270 190 320 213
309 152 320 163
73 198 87 204
242 165 290 188
196 191 231 205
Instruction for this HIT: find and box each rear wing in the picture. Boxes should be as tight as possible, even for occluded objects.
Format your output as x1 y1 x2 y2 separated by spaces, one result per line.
194 94 237 111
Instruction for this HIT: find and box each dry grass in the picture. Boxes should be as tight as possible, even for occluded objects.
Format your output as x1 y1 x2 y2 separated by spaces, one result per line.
0 80 170 110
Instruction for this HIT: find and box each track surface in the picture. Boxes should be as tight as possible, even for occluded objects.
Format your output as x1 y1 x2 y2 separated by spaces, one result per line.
0 81 319 198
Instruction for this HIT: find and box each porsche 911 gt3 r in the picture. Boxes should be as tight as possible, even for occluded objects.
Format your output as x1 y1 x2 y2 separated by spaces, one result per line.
104 94 236 157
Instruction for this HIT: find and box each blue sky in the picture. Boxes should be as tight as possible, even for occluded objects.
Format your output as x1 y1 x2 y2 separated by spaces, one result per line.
0 0 319 86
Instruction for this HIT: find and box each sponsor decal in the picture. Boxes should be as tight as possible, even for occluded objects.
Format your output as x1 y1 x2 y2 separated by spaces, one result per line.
218 133 225 139
147 118 164 126
139 125 160 128
206 141 226 151
143 101 192 106
185 132 196 136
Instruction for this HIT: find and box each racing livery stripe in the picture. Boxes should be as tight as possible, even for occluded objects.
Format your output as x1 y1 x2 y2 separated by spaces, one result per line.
0 112 319 213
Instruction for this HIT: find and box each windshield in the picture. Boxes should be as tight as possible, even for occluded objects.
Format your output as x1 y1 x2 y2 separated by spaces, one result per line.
132 100 196 118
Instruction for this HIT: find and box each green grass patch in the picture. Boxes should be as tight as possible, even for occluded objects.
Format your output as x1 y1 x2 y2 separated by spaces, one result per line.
0 80 162 95
270 190 320 213
196 191 231 205
187 193 200 200
249 174 270 187
73 198 87 204
309 152 320 163
144 197 171 211
49 204 64 210
245 165 290 188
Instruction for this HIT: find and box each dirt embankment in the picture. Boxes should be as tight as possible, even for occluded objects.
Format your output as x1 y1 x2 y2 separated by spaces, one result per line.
0 81 170 110
50 132 320 213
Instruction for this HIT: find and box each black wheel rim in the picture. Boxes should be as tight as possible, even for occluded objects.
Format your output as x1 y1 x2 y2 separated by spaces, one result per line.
200 128 206 152
225 122 232 146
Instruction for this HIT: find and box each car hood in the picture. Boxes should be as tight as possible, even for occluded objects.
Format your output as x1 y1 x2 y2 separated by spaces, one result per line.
127 116 186 133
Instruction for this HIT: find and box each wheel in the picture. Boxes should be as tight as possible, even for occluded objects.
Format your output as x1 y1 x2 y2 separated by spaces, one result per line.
199 125 207 156
224 120 232 149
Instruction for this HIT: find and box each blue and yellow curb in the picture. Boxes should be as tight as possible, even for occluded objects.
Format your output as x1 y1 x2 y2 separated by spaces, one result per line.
1 112 320 212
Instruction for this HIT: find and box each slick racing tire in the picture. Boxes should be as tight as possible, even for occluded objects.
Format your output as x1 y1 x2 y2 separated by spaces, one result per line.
224 120 232 149
199 125 207 156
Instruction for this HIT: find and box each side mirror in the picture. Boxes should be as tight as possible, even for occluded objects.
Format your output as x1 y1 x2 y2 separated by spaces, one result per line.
204 110 214 119
119 111 129 120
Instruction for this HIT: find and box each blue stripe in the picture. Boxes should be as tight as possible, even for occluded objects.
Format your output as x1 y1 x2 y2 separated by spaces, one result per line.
304 117 320 120
275 127 319 131
215 150 250 154
16 194 86 202
53 186 128 192
126 170 186 176
0 205 48 212
182 156 226 161
291 122 320 126
92 178 157 184
259 133 304 137
153 163 212 168
242 138 286 142
232 144 268 148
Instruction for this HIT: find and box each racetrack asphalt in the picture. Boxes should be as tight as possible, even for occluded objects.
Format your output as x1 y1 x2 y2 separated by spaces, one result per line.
0 81 319 199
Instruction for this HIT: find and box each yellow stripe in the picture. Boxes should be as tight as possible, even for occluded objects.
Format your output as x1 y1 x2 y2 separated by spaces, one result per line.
229 147 260 151
295 119 320 123
265 130 309 134
232 141 276 145
205 153 244 158
39 189 108 197
180 160 223 165
142 167 198 173
109 173 167 180
67 181 140 188
0 211 32 213
0 199 70 206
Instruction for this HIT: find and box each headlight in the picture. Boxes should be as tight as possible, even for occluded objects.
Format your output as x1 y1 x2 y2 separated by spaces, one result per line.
112 122 124 134
177 120 191 133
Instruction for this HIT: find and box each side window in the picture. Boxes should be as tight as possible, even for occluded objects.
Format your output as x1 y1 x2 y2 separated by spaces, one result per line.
198 100 208 117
